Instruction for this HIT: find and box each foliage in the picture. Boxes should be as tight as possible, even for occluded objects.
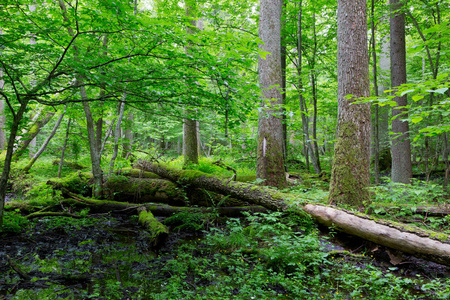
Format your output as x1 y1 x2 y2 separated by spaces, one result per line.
0 210 29 233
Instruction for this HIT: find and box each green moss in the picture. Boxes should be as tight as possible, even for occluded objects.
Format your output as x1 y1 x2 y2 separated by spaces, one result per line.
328 122 370 208
138 209 169 240
118 168 160 179
50 172 92 195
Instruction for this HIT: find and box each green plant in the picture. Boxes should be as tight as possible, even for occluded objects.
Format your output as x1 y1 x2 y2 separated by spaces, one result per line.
1 210 29 233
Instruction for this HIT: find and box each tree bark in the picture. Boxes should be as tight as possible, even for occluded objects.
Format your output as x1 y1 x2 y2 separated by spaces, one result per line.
12 111 55 160
0 102 29 225
308 12 321 174
257 0 287 188
58 117 71 178
122 112 133 159
183 1 199 166
135 160 290 211
23 105 67 173
303 204 450 266
328 0 371 208
109 99 126 176
390 0 412 184
370 0 380 184
0 69 5 151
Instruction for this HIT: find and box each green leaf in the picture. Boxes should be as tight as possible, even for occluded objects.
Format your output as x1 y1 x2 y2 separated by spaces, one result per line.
411 116 423 124
400 89 414 96
425 88 448 94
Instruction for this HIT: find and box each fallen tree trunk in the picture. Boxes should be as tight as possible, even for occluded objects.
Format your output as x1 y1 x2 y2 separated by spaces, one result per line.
137 207 168 247
134 161 450 266
134 160 293 211
303 204 450 266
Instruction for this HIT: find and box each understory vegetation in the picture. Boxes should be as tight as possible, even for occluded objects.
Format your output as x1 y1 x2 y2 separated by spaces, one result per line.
1 156 450 299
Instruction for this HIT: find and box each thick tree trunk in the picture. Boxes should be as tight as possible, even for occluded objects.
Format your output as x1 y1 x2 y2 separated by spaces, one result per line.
328 0 371 208
135 160 290 211
303 204 450 266
390 0 412 184
257 0 287 188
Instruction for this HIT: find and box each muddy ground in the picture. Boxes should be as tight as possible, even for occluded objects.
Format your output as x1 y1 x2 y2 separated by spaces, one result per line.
1 214 450 299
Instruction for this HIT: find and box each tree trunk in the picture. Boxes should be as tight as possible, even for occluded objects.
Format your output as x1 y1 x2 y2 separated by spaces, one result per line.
303 204 450 266
135 160 290 211
134 161 450 267
12 111 55 160
183 1 199 166
109 99 126 176
0 102 29 225
23 105 67 173
0 69 5 151
328 0 371 208
390 0 412 184
297 1 310 171
122 112 133 159
257 0 287 188
310 12 321 174
82 98 104 198
370 0 380 184
58 117 71 178
281 0 288 172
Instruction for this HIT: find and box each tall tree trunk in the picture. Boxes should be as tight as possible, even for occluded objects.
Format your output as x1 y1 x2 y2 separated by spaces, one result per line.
281 0 288 172
310 12 321 174
328 0 371 208
0 67 5 151
58 117 71 178
377 29 391 174
371 0 380 184
0 102 28 225
390 0 412 184
297 1 310 171
109 99 126 176
122 112 133 159
23 105 67 173
257 0 287 188
183 1 199 166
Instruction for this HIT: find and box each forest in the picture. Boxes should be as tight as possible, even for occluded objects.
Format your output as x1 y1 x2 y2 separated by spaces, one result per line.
0 0 449 299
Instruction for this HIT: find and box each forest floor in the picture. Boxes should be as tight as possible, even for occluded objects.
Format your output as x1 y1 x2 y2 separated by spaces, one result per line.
2 206 450 299
2 158 450 299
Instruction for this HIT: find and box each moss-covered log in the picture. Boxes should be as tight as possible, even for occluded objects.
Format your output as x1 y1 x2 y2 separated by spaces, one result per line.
134 160 294 211
104 176 186 205
115 168 160 179
137 207 169 247
303 204 450 266
135 161 450 266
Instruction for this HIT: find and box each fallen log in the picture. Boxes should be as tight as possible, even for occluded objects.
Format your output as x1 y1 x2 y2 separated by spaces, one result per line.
134 161 450 266
305 204 450 266
134 160 295 211
137 207 169 247
104 176 186 205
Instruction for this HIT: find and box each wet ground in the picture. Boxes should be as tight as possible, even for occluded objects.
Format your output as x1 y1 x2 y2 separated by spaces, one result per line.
1 214 450 299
